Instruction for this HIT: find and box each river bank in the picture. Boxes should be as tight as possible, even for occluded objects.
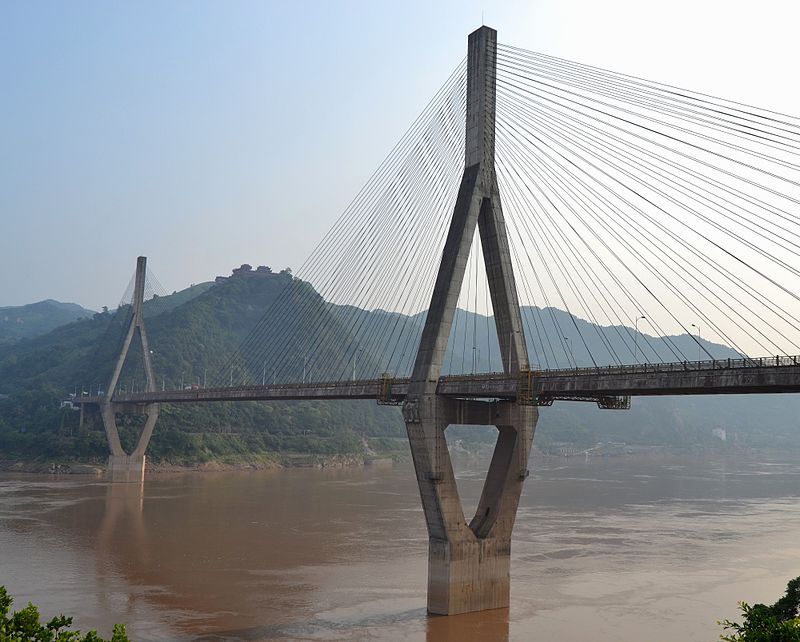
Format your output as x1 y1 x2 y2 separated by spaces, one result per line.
0 452 397 476
0 439 777 477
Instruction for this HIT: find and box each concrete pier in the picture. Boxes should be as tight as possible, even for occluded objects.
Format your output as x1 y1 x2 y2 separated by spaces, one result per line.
107 454 146 483
101 256 160 482
403 25 536 615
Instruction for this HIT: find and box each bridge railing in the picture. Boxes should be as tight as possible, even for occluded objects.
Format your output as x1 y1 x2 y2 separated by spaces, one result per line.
532 355 800 379
66 355 800 405
440 355 800 382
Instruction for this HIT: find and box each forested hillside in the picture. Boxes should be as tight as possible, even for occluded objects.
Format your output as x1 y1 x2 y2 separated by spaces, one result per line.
1 266 798 465
0 272 401 463
0 300 95 346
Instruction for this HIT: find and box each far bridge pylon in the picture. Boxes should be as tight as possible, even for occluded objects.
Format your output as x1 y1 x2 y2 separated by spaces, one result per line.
101 256 160 482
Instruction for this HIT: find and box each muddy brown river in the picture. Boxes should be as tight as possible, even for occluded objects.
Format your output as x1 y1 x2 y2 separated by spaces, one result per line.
2 452 800 641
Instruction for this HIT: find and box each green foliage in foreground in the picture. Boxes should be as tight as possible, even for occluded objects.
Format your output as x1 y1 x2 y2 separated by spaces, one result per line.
720 577 800 641
0 586 128 642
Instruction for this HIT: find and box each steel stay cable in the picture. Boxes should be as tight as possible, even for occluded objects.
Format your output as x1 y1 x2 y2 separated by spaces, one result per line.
498 132 634 365
497 62 800 180
499 81 800 249
499 43 800 127
506 97 792 350
497 47 800 145
321 86 467 382
498 98 778 357
497 88 800 325
499 179 557 369
249 74 466 383
217 61 467 384
496 77 800 230
255 74 468 380
497 107 782 357
497 138 634 364
500 161 579 367
496 52 800 152
338 81 467 380
380 152 465 377
308 76 467 381
504 222 552 369
495 146 588 366
496 114 692 361
507 92 800 352
496 126 633 363
495 65 800 255
495 74 800 200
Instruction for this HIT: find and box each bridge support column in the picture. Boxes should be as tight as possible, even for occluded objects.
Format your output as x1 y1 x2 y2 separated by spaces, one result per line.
403 25 536 614
107 453 147 484
101 400 159 483
405 397 537 614
101 256 160 483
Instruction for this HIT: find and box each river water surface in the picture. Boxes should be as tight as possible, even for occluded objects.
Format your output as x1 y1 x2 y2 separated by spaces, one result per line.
2 452 800 641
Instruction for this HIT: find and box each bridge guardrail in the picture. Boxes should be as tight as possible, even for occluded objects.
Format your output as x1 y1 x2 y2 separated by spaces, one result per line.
64 355 800 406
442 355 800 382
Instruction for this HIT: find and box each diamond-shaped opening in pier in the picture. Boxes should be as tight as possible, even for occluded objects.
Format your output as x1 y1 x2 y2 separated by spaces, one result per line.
444 423 499 525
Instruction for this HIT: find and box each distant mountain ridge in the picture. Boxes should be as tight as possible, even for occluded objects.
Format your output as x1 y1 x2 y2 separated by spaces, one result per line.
0 300 95 346
0 268 798 464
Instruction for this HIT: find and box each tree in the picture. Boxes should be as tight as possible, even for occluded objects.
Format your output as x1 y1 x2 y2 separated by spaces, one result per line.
0 586 129 642
719 576 800 641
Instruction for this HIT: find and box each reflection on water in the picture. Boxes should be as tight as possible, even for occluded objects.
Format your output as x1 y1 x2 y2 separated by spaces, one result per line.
1 453 800 641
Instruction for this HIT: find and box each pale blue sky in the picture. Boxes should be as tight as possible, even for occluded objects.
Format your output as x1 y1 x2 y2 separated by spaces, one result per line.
2 0 798 309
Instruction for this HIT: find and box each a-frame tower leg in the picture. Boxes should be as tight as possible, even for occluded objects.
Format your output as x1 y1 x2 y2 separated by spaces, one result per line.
101 256 160 483
403 26 538 615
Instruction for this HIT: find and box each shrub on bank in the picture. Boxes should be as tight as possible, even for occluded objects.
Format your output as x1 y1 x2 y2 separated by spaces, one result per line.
0 586 129 642
720 577 800 641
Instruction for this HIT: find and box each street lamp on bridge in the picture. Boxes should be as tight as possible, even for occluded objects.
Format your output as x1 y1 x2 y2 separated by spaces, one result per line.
564 336 575 368
691 323 702 361
634 315 647 365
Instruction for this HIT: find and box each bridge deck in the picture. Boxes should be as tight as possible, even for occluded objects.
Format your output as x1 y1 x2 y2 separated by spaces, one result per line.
69 355 800 407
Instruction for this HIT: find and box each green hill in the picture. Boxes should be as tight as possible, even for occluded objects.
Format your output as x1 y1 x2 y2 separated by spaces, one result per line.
1 267 799 465
0 300 95 346
0 272 401 463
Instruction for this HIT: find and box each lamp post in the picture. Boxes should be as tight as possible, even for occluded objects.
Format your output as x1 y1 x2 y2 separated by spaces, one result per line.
564 337 575 368
303 357 307 384
352 348 363 382
634 315 646 365
691 323 702 361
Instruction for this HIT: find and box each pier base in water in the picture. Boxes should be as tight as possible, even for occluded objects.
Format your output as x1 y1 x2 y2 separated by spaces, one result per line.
107 454 146 483
428 537 511 615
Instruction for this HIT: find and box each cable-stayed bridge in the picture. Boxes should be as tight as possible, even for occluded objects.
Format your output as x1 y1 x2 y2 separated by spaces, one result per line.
67 26 800 615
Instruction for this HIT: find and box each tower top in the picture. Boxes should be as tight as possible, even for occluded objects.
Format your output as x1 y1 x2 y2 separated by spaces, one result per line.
465 25 497 169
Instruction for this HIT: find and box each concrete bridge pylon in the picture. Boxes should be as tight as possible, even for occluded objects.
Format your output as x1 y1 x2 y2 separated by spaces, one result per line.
101 256 160 483
403 25 538 615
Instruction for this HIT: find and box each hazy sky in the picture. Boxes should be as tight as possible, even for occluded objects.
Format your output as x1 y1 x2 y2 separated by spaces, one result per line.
1 0 799 310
